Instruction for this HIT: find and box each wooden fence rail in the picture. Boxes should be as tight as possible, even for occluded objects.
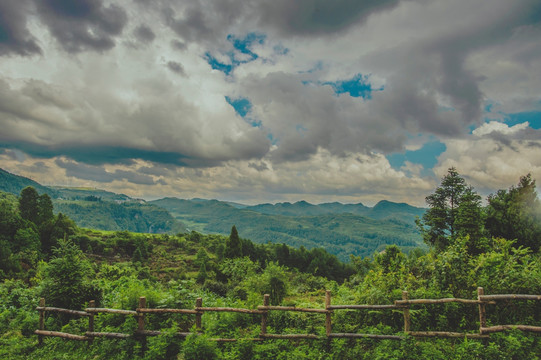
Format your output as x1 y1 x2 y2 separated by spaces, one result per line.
35 287 541 346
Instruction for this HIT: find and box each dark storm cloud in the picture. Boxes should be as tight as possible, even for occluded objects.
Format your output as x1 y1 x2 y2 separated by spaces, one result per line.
55 158 116 182
35 0 128 53
170 39 187 51
0 0 41 56
114 170 156 185
424 0 541 126
156 0 405 45
255 0 401 36
133 25 155 44
166 61 186 75
55 158 157 185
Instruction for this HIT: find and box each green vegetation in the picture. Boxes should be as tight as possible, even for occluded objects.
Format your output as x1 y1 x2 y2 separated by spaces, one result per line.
150 198 424 261
1 170 540 359
53 199 186 234
0 168 424 258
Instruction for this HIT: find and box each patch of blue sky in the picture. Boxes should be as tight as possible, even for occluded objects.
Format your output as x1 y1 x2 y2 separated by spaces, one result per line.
205 32 266 75
225 96 261 128
204 52 233 75
386 140 447 176
503 111 541 130
323 73 380 99
227 32 266 57
226 96 252 117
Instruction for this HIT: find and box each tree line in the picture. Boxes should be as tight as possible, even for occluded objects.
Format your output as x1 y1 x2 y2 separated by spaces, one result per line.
416 168 541 255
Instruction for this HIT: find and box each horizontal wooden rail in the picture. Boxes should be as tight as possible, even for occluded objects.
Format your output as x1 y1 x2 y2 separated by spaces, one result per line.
479 294 541 301
261 333 323 339
136 330 192 337
86 331 131 339
196 307 264 314
328 304 400 310
35 330 88 341
329 333 404 340
395 298 481 305
36 307 89 317
481 325 541 334
258 305 328 313
208 338 264 342
137 308 198 314
408 331 489 339
85 308 138 315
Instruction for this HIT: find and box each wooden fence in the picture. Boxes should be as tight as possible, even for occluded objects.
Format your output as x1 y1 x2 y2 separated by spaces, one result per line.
35 287 541 345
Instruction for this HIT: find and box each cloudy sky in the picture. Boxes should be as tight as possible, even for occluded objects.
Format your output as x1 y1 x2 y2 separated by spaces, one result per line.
1 0 540 206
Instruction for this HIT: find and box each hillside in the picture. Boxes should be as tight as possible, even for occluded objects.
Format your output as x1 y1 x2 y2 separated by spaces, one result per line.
53 200 186 234
150 198 424 260
0 169 185 235
0 168 58 197
0 167 424 258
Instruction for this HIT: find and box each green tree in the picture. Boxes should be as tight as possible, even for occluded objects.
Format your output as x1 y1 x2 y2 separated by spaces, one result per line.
195 248 210 284
486 174 541 251
40 239 101 309
375 245 405 273
417 168 483 252
225 225 242 259
18 187 39 224
37 193 54 225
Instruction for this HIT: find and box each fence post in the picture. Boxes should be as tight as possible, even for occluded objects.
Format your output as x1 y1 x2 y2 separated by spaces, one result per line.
325 290 332 337
260 294 270 337
138 296 147 354
38 298 45 346
478 287 486 334
195 297 203 331
402 291 410 333
88 300 95 345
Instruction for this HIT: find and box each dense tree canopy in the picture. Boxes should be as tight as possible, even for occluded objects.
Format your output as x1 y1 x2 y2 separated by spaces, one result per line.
485 174 541 251
416 168 485 252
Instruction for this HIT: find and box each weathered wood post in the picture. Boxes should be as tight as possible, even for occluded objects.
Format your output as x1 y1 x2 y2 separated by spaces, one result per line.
260 294 270 337
402 291 410 333
87 300 95 345
38 298 45 346
478 287 486 334
325 290 332 337
138 296 147 354
195 297 203 331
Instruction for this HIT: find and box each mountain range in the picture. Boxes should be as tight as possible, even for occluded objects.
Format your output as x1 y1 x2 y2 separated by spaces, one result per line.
0 168 426 260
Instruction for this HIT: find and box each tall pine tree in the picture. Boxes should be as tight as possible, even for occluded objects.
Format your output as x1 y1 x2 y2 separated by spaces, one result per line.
225 225 242 258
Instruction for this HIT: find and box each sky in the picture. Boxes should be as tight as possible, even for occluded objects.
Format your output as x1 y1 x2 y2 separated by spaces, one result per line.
0 0 540 206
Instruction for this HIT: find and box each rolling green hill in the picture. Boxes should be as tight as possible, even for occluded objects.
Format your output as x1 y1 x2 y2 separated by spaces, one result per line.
0 167 424 259
0 168 58 197
150 197 424 260
53 199 186 234
0 168 186 235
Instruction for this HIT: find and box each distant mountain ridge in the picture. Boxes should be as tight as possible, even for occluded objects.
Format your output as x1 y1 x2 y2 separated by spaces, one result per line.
150 197 425 260
0 167 426 260
0 168 185 235
244 199 424 221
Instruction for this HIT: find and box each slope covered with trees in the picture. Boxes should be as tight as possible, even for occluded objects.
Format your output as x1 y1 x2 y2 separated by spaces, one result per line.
150 198 424 260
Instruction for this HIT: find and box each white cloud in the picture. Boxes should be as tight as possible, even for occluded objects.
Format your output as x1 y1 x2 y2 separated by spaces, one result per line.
473 121 530 136
436 123 541 194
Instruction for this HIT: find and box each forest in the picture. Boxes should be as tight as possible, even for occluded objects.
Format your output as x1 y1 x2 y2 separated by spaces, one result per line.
1 169 540 359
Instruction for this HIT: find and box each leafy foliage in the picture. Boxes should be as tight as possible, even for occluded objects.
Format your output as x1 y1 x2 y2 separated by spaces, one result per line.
1 173 541 359
39 239 101 310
